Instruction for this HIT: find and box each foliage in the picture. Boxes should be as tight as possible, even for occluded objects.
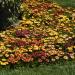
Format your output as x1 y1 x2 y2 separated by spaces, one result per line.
0 0 21 30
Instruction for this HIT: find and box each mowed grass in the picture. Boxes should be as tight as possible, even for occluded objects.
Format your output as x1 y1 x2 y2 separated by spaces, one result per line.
0 61 75 75
50 0 75 7
1 0 75 75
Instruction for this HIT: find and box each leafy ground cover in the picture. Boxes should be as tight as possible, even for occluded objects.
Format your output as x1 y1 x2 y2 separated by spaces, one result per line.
0 0 75 75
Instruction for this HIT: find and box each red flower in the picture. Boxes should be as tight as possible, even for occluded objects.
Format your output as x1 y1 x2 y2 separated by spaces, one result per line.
22 30 31 37
16 40 26 47
15 30 31 37
8 55 20 64
32 51 47 58
21 54 33 62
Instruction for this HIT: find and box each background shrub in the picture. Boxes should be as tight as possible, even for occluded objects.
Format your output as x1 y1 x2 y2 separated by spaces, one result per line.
0 0 21 30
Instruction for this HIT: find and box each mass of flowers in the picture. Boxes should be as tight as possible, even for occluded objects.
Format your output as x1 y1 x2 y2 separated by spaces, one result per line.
0 0 75 66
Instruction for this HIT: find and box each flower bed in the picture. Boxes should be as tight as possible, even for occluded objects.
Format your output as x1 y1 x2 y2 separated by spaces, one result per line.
0 0 75 66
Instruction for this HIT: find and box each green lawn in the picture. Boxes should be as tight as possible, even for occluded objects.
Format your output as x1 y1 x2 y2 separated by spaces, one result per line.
0 61 75 75
50 0 75 7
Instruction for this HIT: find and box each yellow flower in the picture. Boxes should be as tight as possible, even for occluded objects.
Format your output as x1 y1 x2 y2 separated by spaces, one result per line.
20 3 28 11
23 49 28 52
55 56 59 60
0 46 6 49
0 61 8 65
29 50 33 52
62 34 68 39
55 36 59 39
73 46 75 49
57 38 65 43
33 45 39 50
25 20 33 25
58 15 69 23
51 58 55 62
67 46 73 52
2 31 6 34
49 32 54 36
0 34 5 37
21 27 25 30
61 23 64 26
22 17 26 20
28 47 33 52
2 59 7 62
63 56 68 60
5 54 9 57
0 42 4 46
6 49 12 52
43 39 48 43
53 31 58 36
